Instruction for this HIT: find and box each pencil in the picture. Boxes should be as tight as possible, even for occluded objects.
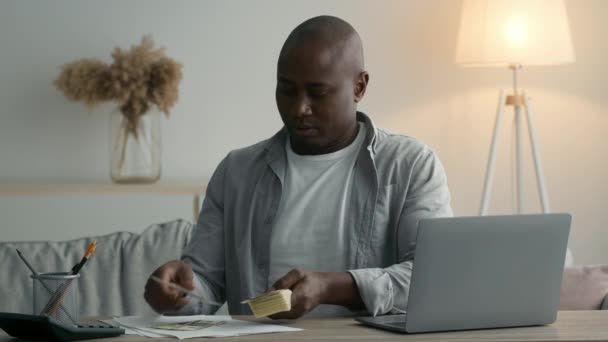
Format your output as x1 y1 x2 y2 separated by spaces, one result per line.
16 249 38 275
150 275 223 306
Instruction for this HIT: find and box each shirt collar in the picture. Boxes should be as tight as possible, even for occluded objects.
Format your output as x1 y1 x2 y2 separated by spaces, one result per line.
264 111 378 167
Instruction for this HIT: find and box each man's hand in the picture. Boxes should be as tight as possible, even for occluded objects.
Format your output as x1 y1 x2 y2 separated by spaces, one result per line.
144 260 194 313
268 269 328 319
268 268 364 319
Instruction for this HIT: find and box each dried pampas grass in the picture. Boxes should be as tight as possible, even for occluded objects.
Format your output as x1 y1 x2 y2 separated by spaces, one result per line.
54 36 182 131
54 58 112 107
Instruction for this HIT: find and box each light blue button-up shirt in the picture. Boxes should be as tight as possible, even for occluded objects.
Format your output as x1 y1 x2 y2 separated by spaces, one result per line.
181 112 453 316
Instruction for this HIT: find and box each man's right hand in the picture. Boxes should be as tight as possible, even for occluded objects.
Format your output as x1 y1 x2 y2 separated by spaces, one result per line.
144 260 195 313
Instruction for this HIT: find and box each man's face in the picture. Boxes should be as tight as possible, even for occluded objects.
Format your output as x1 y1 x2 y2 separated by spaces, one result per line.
276 42 359 154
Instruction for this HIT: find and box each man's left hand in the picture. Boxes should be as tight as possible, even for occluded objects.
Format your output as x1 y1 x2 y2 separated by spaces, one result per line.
268 268 328 319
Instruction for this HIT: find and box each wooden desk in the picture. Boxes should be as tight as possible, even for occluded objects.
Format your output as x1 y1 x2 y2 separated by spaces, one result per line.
1 311 607 341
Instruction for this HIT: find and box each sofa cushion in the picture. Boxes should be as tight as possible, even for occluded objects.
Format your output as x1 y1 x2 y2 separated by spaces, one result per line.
0 219 192 317
559 265 608 310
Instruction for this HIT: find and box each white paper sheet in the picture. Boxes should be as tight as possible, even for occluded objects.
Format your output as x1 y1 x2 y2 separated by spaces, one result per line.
111 315 302 339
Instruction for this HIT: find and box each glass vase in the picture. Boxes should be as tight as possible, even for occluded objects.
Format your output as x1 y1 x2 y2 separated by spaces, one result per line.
110 110 161 183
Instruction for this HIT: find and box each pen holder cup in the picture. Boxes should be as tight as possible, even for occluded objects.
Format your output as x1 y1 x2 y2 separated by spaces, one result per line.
31 272 80 325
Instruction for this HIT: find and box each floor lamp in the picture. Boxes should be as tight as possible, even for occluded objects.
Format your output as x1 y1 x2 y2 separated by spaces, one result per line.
455 0 575 216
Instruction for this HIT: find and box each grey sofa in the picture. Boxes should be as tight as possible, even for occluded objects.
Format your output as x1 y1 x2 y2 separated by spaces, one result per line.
0 219 192 317
2 218 607 317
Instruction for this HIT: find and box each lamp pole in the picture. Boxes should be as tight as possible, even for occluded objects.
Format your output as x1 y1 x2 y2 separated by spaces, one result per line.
480 65 550 215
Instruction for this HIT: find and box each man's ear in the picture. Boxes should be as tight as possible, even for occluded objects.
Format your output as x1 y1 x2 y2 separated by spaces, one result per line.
354 71 369 103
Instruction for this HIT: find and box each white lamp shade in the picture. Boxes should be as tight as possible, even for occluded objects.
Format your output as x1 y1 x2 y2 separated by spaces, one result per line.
456 0 575 67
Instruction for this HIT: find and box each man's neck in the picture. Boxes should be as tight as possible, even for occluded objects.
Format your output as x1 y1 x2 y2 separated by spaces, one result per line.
291 121 360 155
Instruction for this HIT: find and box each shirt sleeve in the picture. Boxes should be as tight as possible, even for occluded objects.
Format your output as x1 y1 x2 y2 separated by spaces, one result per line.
349 149 453 316
179 156 229 315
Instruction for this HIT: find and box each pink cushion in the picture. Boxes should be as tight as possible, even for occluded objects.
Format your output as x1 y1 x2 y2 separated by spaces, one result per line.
559 265 608 310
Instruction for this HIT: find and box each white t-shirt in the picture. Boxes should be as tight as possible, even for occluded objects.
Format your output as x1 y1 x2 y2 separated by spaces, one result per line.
269 123 366 317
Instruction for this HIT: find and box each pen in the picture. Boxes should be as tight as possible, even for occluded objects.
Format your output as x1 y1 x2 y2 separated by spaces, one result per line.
71 240 96 274
150 275 223 306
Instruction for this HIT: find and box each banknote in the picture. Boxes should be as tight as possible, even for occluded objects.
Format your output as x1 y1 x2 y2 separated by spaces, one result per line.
150 320 225 331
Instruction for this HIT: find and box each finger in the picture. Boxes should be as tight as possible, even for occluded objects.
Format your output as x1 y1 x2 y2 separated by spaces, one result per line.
163 288 191 310
268 298 306 320
290 281 316 314
176 262 194 291
268 299 305 320
153 261 178 285
268 281 308 320
146 288 189 313
269 309 303 320
144 282 184 313
272 268 305 290
153 261 189 295
145 270 173 300
144 261 189 313
174 296 191 308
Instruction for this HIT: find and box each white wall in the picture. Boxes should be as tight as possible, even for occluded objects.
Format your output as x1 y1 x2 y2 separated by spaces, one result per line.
0 1 606 264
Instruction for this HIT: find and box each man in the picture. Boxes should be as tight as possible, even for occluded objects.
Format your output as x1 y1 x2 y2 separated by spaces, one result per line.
144 15 452 319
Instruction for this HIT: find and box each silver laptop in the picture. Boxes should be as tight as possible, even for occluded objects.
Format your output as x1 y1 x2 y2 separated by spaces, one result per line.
356 213 571 333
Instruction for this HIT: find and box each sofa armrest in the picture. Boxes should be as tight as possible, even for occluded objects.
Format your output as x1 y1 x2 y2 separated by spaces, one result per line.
560 265 608 310
602 294 608 310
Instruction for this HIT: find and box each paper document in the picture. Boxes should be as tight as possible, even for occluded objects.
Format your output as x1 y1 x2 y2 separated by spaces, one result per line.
108 315 302 339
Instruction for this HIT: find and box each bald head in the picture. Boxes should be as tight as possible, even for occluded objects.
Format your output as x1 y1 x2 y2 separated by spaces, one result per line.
275 16 369 155
279 15 365 77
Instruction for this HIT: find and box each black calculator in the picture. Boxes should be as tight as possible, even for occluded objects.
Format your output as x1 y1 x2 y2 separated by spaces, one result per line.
0 312 124 341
